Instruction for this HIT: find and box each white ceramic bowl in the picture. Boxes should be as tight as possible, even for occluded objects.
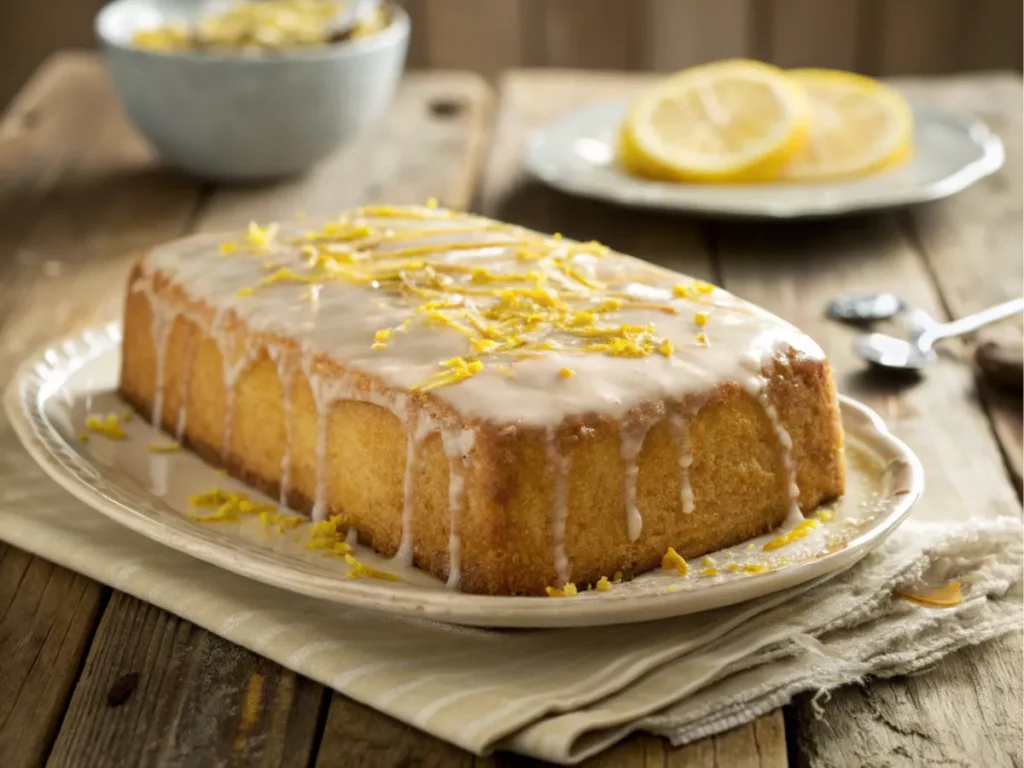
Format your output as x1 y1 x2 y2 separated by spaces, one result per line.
96 0 409 181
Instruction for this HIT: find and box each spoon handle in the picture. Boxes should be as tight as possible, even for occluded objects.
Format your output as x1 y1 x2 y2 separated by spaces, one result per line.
928 298 1024 342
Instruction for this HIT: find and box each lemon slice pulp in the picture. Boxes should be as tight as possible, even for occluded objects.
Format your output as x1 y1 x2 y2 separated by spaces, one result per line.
620 59 811 183
780 69 913 181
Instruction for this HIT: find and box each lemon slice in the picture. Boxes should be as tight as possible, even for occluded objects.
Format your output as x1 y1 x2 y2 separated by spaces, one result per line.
620 60 811 183
780 69 913 181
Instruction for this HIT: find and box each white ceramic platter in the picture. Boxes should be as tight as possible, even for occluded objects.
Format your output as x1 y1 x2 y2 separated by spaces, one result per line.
6 324 924 628
524 100 1003 219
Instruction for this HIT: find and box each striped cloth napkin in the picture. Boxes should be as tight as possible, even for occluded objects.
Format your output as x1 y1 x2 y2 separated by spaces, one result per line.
1 468 1020 764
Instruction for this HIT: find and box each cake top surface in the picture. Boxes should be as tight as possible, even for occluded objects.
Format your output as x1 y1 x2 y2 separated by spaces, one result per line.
141 204 824 426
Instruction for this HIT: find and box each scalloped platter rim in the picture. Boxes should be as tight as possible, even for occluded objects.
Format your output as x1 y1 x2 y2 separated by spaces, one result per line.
4 323 925 627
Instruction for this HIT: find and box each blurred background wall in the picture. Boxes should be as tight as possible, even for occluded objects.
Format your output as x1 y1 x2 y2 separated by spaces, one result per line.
2 0 1021 108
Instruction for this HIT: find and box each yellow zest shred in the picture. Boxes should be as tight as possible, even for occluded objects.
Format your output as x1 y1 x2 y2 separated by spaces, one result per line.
743 563 768 574
763 518 821 552
84 413 129 440
305 518 352 555
344 554 399 581
613 570 623 583
701 567 719 577
661 547 688 576
694 311 708 327
247 221 279 251
226 209 727 391
545 583 579 598
595 576 613 592
559 367 575 378
187 488 277 522
147 442 181 453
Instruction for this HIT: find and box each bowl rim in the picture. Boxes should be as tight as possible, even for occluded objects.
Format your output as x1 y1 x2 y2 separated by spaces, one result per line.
95 0 410 63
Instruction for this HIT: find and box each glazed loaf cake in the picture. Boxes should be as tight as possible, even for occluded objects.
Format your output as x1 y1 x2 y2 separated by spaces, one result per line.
120 205 846 595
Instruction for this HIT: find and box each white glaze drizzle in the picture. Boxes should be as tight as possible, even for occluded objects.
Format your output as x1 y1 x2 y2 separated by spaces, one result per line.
745 372 801 522
270 346 296 506
174 330 196 443
545 427 571 585
668 411 695 515
219 335 259 463
620 424 652 542
394 413 433 567
149 295 173 429
311 387 330 522
441 428 475 589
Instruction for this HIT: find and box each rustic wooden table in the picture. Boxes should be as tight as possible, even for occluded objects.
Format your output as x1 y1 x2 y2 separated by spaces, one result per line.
1 52 1021 768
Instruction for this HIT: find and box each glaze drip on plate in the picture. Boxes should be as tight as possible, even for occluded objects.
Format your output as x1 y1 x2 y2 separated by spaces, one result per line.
132 205 825 589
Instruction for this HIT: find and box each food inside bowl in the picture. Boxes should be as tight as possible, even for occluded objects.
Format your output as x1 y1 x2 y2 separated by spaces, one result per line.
130 0 389 53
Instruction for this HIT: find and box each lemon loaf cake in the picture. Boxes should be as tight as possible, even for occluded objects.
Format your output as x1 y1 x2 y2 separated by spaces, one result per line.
120 205 845 595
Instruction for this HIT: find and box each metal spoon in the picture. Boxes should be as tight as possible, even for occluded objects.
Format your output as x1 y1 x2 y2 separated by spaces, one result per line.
826 292 905 323
855 297 1024 370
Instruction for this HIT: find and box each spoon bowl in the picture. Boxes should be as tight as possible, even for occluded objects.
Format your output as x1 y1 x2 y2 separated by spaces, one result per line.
855 333 935 370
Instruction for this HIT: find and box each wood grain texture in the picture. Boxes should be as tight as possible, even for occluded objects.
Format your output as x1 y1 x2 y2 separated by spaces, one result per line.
521 0 640 69
761 0 862 70
640 0 754 71
316 696 478 767
48 592 325 768
419 0 523 79
871 0 965 74
0 0 104 112
0 546 106 768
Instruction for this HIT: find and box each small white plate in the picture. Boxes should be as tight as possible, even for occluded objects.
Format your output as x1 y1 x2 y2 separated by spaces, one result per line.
5 324 923 628
524 100 1004 219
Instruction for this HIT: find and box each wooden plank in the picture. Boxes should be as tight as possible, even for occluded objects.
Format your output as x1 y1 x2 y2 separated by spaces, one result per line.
0 1 105 109
872 0 964 75
315 696 477 767
522 0 640 70
0 546 106 768
762 0 862 71
640 0 753 71
45 68 493 766
419 0 523 80
48 592 324 768
0 52 202 768
958 0 1024 73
